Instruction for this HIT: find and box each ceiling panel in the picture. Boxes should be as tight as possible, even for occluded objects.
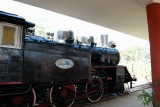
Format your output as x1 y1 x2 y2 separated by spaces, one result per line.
15 0 153 40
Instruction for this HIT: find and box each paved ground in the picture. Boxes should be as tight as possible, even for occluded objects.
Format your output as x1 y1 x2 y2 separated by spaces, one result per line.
84 91 152 107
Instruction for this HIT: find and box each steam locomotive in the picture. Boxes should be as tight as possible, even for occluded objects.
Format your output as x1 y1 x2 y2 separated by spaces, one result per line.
0 11 135 107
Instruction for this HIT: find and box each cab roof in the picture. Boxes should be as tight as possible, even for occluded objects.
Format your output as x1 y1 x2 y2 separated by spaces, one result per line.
0 11 35 28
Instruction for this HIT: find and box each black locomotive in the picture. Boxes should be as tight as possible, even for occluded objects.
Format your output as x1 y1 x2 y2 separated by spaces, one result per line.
0 11 134 107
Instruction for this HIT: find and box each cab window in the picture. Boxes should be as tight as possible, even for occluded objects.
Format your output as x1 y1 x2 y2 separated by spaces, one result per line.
0 22 22 48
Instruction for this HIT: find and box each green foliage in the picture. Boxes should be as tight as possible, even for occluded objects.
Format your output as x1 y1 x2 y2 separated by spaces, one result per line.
120 46 155 106
33 20 49 38
138 89 160 107
138 80 160 107
120 46 150 62
34 24 47 37
138 90 153 106
119 46 151 79
157 103 160 107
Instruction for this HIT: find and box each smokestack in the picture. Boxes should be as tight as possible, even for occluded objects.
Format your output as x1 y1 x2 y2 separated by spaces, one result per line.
89 36 94 43
101 35 108 47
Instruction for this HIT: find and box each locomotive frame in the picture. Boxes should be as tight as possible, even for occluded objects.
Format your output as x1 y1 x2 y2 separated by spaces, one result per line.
0 11 135 107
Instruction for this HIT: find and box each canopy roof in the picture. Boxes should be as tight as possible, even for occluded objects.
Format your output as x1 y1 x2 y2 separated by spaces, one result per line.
15 0 160 40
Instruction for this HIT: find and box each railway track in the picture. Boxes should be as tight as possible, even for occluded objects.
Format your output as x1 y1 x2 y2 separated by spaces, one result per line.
73 83 152 107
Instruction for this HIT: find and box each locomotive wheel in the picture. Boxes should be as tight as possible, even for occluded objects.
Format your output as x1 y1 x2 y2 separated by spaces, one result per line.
49 84 76 107
7 88 36 107
85 76 103 102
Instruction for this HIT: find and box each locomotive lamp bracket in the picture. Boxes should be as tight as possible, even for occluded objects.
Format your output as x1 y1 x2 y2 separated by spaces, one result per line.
130 76 137 88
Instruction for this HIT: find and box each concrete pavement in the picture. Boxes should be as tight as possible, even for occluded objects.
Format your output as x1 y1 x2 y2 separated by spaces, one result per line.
84 91 152 107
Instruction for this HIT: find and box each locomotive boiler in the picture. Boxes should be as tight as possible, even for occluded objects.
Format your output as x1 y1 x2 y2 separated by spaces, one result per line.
0 11 134 107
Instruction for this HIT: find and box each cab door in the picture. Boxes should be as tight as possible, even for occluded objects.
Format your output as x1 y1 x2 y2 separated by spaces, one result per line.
0 22 23 84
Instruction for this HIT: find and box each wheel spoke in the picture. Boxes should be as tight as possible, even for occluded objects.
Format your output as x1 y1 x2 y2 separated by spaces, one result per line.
85 76 103 102
50 84 76 107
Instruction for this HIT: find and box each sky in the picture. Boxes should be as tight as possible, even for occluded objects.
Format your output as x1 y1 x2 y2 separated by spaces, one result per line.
0 0 150 50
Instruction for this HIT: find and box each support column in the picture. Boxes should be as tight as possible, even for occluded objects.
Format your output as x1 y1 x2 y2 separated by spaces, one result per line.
146 3 160 103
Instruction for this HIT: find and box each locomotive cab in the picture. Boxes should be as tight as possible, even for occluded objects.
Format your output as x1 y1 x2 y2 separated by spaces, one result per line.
0 11 34 84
